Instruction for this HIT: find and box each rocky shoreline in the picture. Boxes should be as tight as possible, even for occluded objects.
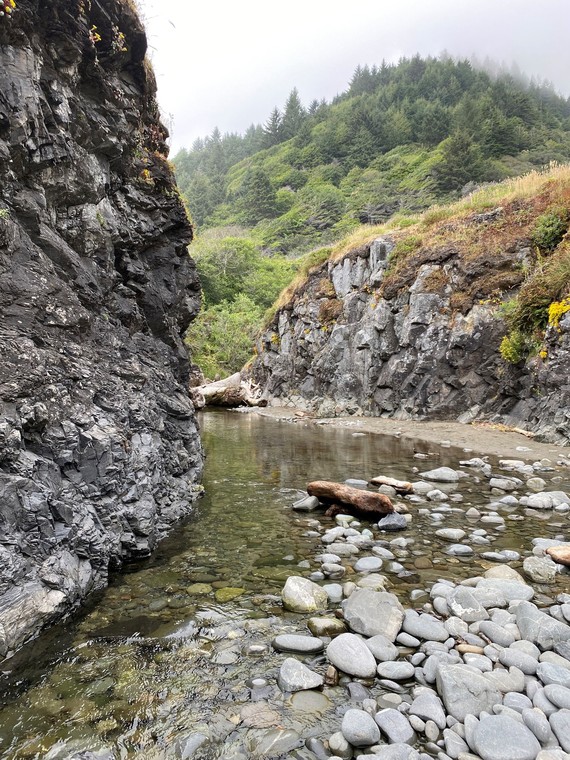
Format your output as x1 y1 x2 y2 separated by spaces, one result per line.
245 448 570 760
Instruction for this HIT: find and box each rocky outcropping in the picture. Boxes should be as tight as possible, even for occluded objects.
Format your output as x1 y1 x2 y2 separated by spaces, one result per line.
252 227 570 444
0 0 203 655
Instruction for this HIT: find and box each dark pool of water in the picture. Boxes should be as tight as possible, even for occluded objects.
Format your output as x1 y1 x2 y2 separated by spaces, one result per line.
0 411 568 759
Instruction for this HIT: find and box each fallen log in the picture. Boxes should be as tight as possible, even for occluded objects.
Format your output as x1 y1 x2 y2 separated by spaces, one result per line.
190 374 267 409
307 480 394 520
369 475 414 495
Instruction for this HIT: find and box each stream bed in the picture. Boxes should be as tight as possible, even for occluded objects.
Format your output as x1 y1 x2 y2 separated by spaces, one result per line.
0 410 569 760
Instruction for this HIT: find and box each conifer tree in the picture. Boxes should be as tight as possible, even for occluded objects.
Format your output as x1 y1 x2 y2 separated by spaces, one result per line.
263 107 283 147
281 88 306 139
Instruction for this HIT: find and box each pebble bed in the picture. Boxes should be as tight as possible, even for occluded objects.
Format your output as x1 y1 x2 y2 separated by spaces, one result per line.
1 413 570 760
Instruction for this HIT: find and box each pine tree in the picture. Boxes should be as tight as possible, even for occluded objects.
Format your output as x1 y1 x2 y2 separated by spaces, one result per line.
239 167 277 224
281 88 306 139
263 107 283 147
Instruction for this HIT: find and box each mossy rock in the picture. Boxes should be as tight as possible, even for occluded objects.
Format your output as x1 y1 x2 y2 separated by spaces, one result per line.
214 587 246 603
186 583 213 596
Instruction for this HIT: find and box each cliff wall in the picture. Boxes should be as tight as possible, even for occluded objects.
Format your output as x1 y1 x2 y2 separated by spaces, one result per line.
0 0 203 655
252 184 570 445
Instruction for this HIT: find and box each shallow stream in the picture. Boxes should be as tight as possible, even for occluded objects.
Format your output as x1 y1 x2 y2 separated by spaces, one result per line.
0 411 569 759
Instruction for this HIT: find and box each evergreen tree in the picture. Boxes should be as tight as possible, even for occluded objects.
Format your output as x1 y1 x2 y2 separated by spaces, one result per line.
239 167 277 224
435 131 485 191
282 88 306 139
263 107 283 147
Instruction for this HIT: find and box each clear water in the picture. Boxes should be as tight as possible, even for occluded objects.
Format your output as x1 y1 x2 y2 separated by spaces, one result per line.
0 411 568 759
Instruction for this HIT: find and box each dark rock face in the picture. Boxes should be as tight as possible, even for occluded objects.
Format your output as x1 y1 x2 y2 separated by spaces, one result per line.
252 237 570 444
0 1 203 654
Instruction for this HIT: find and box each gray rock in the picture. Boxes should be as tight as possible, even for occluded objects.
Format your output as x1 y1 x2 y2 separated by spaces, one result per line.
342 589 404 640
409 690 446 730
277 658 324 692
326 633 377 678
523 556 559 584
498 648 537 675
328 731 351 759
341 708 381 747
446 544 474 557
375 708 416 744
403 610 448 642
436 528 467 541
354 556 384 573
358 745 419 760
436 664 501 721
549 709 570 751
472 715 541 760
443 727 470 759
515 602 570 650
420 468 462 483
292 495 320 511
377 661 415 680
448 586 489 622
282 576 328 613
272 635 324 654
365 634 399 662
477 579 534 603
377 513 408 531
537 662 570 688
527 492 570 509
544 683 570 708
521 707 552 744
502 693 533 712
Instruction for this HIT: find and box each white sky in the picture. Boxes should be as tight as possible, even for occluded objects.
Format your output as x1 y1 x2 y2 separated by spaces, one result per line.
136 0 570 155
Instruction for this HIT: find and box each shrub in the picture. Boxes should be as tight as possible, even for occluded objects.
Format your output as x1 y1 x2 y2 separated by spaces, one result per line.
531 206 569 252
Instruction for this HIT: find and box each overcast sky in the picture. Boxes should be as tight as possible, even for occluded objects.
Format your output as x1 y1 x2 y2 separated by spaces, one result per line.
136 0 570 155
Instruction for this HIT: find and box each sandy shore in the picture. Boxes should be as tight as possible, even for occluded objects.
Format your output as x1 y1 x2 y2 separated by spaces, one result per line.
255 407 570 467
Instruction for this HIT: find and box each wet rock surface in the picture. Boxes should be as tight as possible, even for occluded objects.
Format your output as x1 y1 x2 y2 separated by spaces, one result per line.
250 236 570 445
0 0 203 655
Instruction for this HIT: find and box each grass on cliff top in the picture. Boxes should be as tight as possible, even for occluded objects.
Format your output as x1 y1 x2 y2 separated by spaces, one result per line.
268 162 570 321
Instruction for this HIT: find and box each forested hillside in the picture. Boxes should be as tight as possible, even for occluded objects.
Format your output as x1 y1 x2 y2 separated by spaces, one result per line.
174 56 570 378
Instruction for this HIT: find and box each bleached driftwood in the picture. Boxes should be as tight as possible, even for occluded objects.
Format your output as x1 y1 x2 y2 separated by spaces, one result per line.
307 480 394 519
190 373 267 409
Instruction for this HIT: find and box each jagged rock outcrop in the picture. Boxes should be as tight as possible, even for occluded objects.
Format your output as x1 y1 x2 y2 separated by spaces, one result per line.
252 228 570 444
0 0 203 655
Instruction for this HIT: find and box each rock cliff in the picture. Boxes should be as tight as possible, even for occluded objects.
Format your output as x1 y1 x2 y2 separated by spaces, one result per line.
0 0 203 655
252 184 570 445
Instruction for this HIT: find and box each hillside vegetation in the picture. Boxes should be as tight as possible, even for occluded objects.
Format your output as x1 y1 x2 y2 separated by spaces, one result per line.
176 56 570 378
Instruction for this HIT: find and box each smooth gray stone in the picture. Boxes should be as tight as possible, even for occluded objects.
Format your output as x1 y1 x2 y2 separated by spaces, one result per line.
282 576 328 613
377 661 415 680
498 648 538 675
544 683 570 708
409 690 447 730
521 707 552 744
375 708 416 745
365 634 399 662
342 589 404 640
463 654 493 673
446 544 474 557
539 651 570 672
511 640 540 658
515 602 570 650
501 692 532 713
536 751 570 760
358 745 420 760
424 719 439 742
484 666 525 693
443 728 469 759
397 632 420 647
472 714 540 760
533 688 558 717
250 728 302 756
272 635 324 654
448 587 489 623
377 513 408 531
537 661 570 688
436 528 466 541
292 495 320 511
327 633 377 678
328 731 351 759
423 652 461 684
436 664 501 721
549 709 570 752
347 681 370 701
403 609 449 642
421 467 462 482
354 556 384 573
478 621 516 648
277 658 324 692
323 583 343 603
478 579 534 603
341 708 381 747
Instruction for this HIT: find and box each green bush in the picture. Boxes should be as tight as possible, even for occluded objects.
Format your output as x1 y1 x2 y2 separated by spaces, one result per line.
531 206 568 252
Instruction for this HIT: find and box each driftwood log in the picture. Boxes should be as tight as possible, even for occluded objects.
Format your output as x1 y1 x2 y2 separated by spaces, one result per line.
307 480 394 519
190 373 267 409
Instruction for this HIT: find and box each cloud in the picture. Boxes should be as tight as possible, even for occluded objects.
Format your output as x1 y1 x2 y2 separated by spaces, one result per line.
137 0 570 153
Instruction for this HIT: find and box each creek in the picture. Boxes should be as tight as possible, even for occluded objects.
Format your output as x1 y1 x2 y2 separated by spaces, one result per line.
0 411 569 759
